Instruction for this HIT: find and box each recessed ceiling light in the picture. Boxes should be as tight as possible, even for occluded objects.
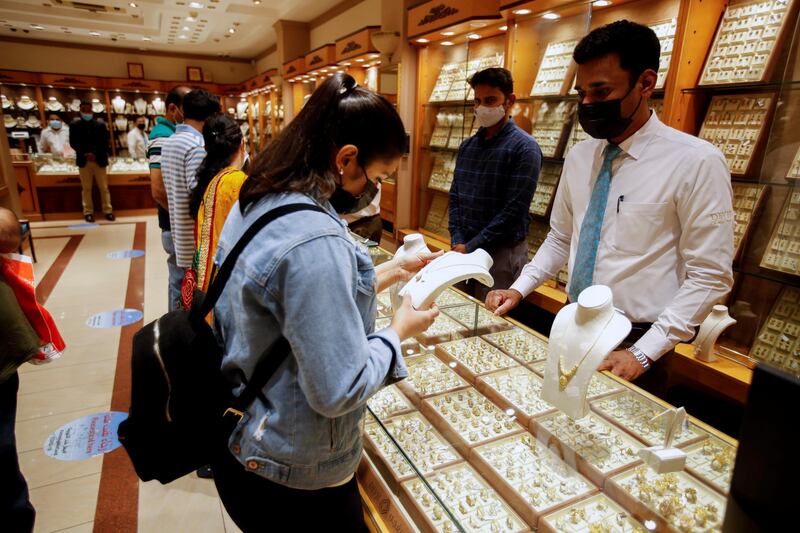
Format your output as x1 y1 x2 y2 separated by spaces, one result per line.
129 2 137 7
89 31 100 36
355 58 364 62
179 35 187 39
142 36 151 41
189 2 204 8
470 22 486 28
227 27 235 34
30 24 44 30
513 8 531 15
253 0 261 4
415 38 429 43
441 31 455 36
186 16 195 21
182 26 190 31
441 41 454 46
500 25 508 31
467 33 481 39
593 0 612 5
543 12 560 19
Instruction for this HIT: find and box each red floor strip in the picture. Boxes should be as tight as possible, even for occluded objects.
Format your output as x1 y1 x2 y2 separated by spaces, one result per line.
35 235 84 304
93 221 146 532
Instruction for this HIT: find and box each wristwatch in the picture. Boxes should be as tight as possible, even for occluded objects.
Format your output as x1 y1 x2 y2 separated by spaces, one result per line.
627 346 651 371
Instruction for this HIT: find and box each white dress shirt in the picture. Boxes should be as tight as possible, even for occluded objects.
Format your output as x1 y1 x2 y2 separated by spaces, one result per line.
511 112 734 360
127 128 148 159
39 126 73 158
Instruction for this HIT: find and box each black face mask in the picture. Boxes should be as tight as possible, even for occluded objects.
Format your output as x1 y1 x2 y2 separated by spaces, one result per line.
137 124 146 130
330 167 380 214
577 81 643 140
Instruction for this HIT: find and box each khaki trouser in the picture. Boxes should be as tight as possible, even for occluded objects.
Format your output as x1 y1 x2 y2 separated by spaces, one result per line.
78 161 112 215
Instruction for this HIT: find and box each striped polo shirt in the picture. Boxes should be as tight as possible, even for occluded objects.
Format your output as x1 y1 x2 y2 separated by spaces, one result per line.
147 116 177 231
161 124 206 268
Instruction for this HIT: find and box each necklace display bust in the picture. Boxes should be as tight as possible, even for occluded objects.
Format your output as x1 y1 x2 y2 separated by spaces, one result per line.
112 95 126 114
692 305 736 362
391 234 431 311
542 285 631 419
398 249 494 310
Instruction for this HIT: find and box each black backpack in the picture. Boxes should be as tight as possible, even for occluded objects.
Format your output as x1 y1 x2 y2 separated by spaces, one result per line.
117 203 325 484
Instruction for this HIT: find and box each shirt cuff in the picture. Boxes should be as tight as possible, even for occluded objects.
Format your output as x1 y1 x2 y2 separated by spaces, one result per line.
449 231 464 246
510 275 537 299
465 235 485 253
370 327 408 383
632 326 676 361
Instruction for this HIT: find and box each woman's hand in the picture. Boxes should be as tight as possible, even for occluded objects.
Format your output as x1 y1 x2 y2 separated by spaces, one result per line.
375 251 443 293
390 295 439 340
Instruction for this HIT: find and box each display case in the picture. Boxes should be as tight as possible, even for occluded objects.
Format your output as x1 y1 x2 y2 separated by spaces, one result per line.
359 257 739 532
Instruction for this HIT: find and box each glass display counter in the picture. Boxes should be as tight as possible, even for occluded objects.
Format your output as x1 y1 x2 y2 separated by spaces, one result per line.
360 246 737 532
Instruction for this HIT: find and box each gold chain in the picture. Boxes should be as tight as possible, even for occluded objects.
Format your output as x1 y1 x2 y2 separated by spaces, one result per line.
557 311 615 391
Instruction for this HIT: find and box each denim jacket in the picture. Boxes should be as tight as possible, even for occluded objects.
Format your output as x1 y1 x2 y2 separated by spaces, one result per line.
213 191 407 489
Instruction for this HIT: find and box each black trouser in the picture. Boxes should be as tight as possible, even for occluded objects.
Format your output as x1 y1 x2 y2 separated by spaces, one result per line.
0 372 35 533
211 447 368 533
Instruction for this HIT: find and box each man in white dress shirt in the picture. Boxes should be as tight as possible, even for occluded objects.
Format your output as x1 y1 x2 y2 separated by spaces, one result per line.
39 113 73 158
127 116 148 159
486 20 734 384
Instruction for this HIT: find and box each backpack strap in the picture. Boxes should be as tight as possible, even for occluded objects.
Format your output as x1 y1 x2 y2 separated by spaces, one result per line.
192 203 327 322
225 336 291 419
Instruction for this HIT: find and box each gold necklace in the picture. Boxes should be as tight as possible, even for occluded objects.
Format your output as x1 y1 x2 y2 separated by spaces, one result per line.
557 311 615 391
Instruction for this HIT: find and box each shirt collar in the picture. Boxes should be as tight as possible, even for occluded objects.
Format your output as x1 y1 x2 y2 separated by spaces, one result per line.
607 109 661 161
478 116 516 143
176 123 203 140
156 116 176 132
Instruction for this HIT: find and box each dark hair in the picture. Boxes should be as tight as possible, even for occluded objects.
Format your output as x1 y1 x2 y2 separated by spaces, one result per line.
573 20 660 82
47 112 63 120
166 85 190 108
182 88 221 121
468 67 514 95
190 113 243 219
239 73 405 211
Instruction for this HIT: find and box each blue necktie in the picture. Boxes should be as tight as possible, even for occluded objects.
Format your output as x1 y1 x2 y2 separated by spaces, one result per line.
569 144 623 302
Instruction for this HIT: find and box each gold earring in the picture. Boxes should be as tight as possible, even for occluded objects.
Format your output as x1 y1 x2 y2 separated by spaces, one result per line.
339 168 344 175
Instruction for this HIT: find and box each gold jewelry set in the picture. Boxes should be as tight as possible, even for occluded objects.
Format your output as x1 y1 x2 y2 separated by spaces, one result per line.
480 366 553 418
593 393 700 446
439 337 517 376
428 389 520 445
366 385 412 420
483 329 549 364
404 355 466 397
550 495 646 533
443 304 509 330
557 312 615 391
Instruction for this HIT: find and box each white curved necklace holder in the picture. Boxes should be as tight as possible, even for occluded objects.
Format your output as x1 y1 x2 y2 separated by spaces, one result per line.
692 305 736 362
638 407 688 474
542 285 631 419
398 249 494 310
390 234 430 312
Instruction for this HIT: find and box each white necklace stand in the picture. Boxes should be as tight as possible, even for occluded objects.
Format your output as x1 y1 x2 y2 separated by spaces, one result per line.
692 305 736 362
398 249 493 310
638 407 688 474
390 234 430 312
542 285 631 419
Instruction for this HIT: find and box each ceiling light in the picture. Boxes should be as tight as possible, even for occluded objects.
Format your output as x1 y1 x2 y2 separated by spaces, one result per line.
500 25 508 31
467 33 481 39
129 2 137 7
182 26 190 31
441 31 455 36
470 22 487 28
441 41 454 46
179 35 187 39
189 2 205 8
593 0 612 5
513 9 531 15
31 24 44 30
253 0 261 4
228 27 235 34
415 38 429 43
89 31 100 36
142 36 151 41
543 12 560 19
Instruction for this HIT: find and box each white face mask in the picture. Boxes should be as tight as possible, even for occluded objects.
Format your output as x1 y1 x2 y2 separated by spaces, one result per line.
475 103 507 128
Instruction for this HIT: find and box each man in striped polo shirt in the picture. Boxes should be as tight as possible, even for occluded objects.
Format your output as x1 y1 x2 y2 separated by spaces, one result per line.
161 88 220 310
147 85 190 311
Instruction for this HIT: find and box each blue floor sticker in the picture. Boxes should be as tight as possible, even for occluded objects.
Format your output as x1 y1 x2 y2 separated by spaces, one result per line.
107 249 145 260
86 309 143 328
43 411 127 461
68 223 99 229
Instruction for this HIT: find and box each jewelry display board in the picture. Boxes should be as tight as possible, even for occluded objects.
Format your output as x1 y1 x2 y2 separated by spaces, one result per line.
530 101 576 158
788 146 800 179
530 161 562 217
539 493 646 533
428 55 505 103
698 93 775 176
428 152 457 193
650 19 678 89
530 39 580 96
482 328 549 365
699 0 794 86
415 313 469 345
442 304 513 334
683 435 737 495
760 191 800 277
397 354 470 406
366 384 415 420
435 337 519 384
422 194 450 239
748 286 800 373
732 182 767 259
476 366 558 427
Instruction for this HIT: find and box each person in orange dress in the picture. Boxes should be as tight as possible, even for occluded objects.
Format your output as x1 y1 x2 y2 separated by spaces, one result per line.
191 113 248 294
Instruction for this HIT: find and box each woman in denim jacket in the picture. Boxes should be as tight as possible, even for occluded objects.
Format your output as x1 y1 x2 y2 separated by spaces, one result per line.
211 74 440 531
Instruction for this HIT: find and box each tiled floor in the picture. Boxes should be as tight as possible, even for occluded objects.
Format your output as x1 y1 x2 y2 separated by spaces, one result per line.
16 216 241 533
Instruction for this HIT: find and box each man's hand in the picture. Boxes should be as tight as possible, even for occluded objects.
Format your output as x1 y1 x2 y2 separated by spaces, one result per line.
452 244 466 253
485 289 523 316
597 349 649 381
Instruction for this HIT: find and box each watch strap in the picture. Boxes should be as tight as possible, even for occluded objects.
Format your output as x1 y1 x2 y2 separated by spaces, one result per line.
627 346 651 371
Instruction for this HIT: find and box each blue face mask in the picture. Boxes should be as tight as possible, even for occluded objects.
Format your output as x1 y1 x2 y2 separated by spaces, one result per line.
49 120 62 130
81 113 93 121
